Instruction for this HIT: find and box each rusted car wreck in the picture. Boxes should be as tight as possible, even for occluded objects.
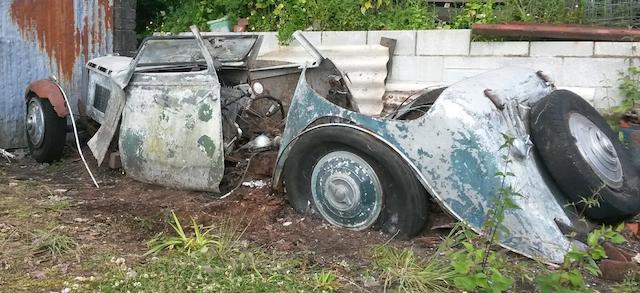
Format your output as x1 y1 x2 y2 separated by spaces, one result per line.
23 27 640 264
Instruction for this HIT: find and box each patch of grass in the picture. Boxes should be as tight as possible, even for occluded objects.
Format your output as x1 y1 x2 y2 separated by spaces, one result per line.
31 227 77 258
612 274 640 293
47 199 71 211
372 245 456 292
94 213 341 292
145 211 243 257
313 271 339 292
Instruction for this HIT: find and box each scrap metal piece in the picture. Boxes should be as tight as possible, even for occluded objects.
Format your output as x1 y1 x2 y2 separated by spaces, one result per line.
87 79 126 166
275 65 575 264
473 23 640 41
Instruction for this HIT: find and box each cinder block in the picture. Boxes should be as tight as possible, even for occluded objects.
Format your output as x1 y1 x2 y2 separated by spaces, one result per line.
321 31 367 46
530 41 593 57
561 57 629 87
388 56 443 82
257 32 278 55
443 69 486 84
557 86 597 105
594 42 640 57
288 31 322 47
367 30 417 56
443 56 563 82
593 87 624 110
416 29 471 56
108 151 122 169
470 42 529 56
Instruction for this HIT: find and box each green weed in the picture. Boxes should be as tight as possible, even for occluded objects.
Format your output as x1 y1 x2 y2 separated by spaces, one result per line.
612 274 640 293
31 227 77 258
47 199 71 211
372 245 456 292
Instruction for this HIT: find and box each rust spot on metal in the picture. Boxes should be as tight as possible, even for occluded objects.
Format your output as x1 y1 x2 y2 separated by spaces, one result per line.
473 22 640 42
25 80 69 118
10 0 113 80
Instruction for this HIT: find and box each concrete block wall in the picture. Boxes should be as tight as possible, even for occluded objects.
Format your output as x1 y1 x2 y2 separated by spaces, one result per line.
256 29 640 111
113 0 137 57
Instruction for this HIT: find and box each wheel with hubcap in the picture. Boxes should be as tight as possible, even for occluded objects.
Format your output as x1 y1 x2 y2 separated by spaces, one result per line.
25 96 66 163
311 150 383 230
530 90 640 222
283 126 429 238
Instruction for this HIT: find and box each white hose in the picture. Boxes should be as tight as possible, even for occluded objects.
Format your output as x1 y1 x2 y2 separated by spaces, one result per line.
58 85 100 188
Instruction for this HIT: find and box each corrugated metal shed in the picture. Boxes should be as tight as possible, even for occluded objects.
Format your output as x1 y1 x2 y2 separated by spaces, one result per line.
0 0 114 149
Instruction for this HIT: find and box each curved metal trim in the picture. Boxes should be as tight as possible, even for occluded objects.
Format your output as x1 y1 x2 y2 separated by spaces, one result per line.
274 121 433 199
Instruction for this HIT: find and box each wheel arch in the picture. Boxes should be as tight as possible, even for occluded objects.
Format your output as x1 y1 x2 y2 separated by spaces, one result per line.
273 121 434 200
24 79 69 118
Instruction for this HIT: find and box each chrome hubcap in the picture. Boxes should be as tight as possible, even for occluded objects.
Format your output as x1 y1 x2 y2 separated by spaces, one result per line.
26 99 45 147
568 112 623 189
311 151 382 230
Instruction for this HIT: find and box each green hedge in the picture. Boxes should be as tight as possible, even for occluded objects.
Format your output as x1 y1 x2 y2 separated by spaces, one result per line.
141 0 594 44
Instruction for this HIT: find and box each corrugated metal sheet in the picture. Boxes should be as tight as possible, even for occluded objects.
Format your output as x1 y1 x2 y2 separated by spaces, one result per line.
258 45 389 116
0 0 113 148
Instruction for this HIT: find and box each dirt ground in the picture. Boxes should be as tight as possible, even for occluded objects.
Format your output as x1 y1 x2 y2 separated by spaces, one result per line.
0 148 457 292
1 147 638 292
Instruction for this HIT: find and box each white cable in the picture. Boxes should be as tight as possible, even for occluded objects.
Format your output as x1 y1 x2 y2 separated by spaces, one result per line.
58 84 100 188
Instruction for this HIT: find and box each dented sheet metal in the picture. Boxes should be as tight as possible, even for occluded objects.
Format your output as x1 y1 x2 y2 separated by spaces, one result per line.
259 45 389 116
275 66 575 264
119 72 224 192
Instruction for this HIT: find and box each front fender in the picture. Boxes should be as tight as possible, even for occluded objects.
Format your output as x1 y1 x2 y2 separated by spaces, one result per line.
276 65 574 264
24 79 69 118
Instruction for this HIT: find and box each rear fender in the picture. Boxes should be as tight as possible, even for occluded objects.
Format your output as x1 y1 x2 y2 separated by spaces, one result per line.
24 80 69 118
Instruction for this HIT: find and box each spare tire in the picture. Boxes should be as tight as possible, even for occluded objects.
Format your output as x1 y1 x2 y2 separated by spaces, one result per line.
530 90 640 222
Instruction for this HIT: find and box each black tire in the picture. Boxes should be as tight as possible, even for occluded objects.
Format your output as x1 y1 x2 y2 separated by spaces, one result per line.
530 90 640 222
283 126 429 238
25 96 66 163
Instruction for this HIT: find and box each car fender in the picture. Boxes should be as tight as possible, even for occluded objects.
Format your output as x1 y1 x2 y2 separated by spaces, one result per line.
24 79 69 118
276 64 575 264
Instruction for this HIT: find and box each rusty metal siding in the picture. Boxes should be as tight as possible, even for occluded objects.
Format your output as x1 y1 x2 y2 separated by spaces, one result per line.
0 0 114 149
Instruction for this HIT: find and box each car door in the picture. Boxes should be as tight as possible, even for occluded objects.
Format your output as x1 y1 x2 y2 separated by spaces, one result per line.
118 27 225 192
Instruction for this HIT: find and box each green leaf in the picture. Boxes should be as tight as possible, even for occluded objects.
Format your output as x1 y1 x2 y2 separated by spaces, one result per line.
454 276 478 290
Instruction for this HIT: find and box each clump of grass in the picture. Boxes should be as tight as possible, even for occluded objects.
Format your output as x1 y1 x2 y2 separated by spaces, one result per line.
31 227 76 257
47 199 71 211
313 271 339 292
145 211 243 257
372 245 456 292
612 274 640 293
95 212 341 292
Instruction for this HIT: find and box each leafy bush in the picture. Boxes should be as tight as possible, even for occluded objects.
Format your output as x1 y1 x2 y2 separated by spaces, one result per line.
149 0 250 33
451 0 498 29
499 0 587 24
619 66 640 112
249 0 437 43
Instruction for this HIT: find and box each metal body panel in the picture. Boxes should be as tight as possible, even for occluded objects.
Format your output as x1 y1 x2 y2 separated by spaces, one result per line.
259 45 389 116
1 0 113 148
276 66 574 264
23 80 70 118
119 72 224 192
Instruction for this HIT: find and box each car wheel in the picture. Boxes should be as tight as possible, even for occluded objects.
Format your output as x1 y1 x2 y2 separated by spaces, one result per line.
283 126 429 238
25 96 66 163
530 90 640 222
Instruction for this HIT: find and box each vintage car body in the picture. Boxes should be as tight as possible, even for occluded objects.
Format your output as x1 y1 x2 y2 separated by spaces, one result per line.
273 54 575 263
25 29 637 265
